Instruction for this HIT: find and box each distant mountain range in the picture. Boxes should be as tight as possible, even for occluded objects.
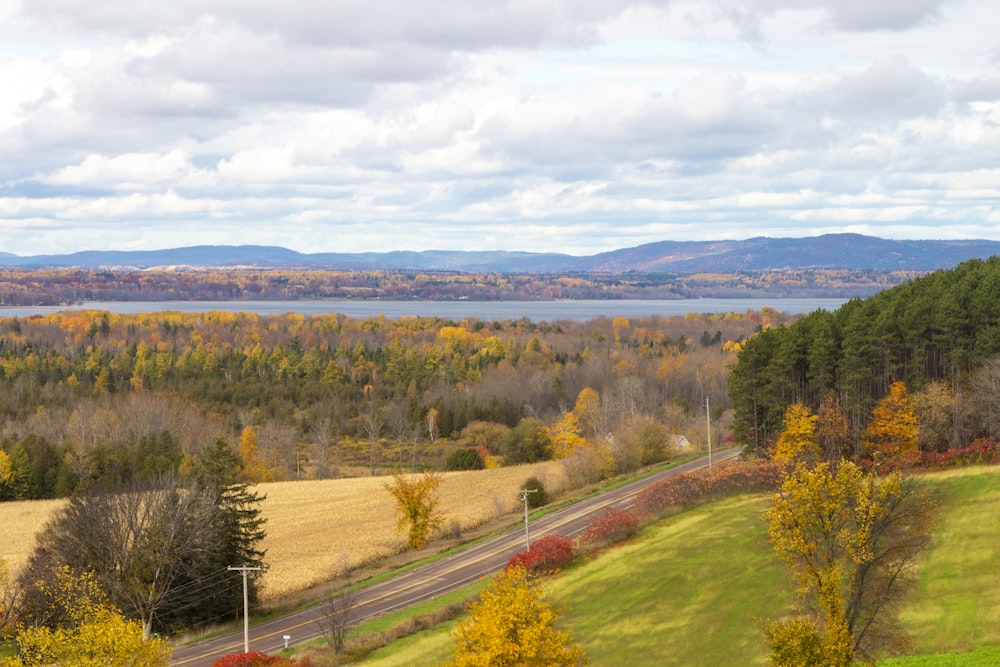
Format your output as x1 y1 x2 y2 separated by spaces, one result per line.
2 234 999 273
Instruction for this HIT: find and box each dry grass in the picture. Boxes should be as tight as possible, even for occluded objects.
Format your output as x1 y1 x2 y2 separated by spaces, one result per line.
257 461 568 598
0 497 65 574
0 462 569 601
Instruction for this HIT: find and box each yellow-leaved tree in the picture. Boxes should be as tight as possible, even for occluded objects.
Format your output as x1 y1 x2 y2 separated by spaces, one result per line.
385 471 444 550
448 565 586 667
862 380 919 461
773 403 819 465
1 565 172 667
764 461 936 665
550 411 587 459
239 425 273 483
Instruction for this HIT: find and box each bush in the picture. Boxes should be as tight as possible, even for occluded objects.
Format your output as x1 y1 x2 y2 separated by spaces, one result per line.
211 652 310 666
506 534 576 574
445 447 485 471
633 459 780 520
521 476 548 508
577 507 639 548
916 438 1000 469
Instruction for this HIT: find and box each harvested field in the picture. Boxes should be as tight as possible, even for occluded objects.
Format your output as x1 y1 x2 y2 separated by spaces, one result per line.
0 462 570 601
257 461 569 598
0 497 65 574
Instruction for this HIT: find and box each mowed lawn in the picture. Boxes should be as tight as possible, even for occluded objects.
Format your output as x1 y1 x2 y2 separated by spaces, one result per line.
355 465 1000 666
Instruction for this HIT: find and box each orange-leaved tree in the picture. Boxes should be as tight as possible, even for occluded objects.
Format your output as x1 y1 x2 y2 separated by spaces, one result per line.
815 391 853 463
862 381 919 461
448 565 586 667
385 471 444 550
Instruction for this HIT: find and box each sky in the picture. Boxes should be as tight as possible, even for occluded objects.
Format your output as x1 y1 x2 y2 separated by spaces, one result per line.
0 0 998 257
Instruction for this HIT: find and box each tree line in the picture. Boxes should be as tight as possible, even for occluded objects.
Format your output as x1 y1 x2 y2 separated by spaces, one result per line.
0 267 915 305
0 309 792 499
729 256 1000 455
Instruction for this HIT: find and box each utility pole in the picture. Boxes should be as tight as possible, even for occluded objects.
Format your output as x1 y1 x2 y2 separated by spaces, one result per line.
517 488 538 551
706 396 712 469
228 565 261 653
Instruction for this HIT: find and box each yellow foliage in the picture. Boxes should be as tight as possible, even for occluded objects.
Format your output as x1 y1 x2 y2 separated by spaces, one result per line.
1 566 171 667
384 471 444 550
550 411 587 460
448 566 586 667
773 403 820 465
863 380 919 460
0 450 11 487
765 461 936 663
239 425 273 483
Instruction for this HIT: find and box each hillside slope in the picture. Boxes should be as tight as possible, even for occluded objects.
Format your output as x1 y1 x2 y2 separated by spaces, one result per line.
2 234 999 273
355 465 1000 666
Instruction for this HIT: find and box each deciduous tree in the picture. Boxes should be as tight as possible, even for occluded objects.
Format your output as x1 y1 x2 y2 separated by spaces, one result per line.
764 461 936 663
815 391 853 463
385 471 444 550
862 381 919 461
2 565 171 667
448 565 585 667
36 476 222 640
773 403 819 465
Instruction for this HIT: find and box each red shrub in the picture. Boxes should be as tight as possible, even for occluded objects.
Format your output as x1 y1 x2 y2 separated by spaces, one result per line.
578 507 639 547
505 533 576 574
633 459 780 520
916 438 1000 469
211 652 310 667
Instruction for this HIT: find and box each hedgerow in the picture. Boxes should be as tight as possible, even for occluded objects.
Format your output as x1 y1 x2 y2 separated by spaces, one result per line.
211 651 310 666
633 459 781 520
577 507 639 548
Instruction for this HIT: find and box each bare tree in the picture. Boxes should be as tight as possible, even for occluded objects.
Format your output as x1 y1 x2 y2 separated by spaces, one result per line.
387 403 414 469
316 588 356 654
37 476 222 640
360 405 385 476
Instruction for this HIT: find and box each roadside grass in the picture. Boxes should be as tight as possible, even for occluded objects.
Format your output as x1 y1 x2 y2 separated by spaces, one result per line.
332 465 1000 666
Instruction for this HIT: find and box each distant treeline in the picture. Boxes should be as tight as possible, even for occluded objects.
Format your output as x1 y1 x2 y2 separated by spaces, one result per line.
730 257 1000 452
0 308 798 500
0 267 919 305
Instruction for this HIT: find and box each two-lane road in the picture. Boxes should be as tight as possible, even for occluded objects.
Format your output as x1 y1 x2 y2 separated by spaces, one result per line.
171 449 738 665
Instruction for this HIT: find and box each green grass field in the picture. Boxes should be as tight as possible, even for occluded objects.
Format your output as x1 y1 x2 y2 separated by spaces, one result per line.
338 465 1000 666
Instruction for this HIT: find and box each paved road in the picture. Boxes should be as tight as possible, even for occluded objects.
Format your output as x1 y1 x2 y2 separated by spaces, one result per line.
170 449 739 665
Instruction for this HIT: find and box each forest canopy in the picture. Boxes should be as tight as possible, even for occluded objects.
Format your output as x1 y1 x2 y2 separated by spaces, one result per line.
729 256 1000 454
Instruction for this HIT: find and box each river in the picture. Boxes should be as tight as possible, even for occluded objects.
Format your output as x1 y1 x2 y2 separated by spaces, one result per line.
0 298 851 321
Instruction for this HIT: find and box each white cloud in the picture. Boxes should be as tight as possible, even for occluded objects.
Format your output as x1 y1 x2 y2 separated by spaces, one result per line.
0 0 998 256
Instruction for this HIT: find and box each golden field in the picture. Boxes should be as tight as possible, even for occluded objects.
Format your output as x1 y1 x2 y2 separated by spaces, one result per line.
0 462 569 600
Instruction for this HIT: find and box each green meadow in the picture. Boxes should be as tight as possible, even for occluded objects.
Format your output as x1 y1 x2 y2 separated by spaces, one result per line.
342 465 1000 666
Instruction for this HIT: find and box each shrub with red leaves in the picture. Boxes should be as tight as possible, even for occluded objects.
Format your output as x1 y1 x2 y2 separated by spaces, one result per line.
633 459 780 520
211 651 310 667
505 533 576 574
578 507 639 548
916 438 1000 469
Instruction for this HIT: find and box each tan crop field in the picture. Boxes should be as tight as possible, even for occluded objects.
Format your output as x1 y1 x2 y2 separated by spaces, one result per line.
257 461 569 598
0 461 569 600
0 497 66 575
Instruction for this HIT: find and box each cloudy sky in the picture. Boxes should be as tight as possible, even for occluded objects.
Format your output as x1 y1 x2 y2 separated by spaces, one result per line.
0 0 998 256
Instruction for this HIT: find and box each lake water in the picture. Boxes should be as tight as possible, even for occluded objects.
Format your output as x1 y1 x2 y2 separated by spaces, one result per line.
0 298 851 321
